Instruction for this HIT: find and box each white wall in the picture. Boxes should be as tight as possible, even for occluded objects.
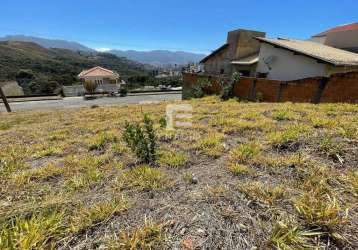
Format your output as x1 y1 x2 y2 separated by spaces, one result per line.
256 43 326 80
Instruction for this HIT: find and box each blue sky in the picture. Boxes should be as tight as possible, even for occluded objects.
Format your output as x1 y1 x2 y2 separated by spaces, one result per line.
1 0 357 54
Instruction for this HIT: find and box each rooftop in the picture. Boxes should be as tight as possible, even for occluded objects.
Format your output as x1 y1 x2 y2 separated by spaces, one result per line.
200 44 229 63
313 22 358 37
256 37 358 66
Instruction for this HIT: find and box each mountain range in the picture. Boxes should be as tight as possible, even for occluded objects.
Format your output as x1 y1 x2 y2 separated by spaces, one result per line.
0 40 147 86
109 50 206 66
0 35 94 52
0 35 206 66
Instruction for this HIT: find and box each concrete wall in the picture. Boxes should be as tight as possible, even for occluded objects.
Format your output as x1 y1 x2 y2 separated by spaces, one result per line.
228 29 265 59
0 81 24 96
203 29 265 76
63 84 120 97
183 71 358 103
256 43 327 81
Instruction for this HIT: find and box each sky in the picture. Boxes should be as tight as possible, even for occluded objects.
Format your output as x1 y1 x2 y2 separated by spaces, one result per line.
0 0 357 54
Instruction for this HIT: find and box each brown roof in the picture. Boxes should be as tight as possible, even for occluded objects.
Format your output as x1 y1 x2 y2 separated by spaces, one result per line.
78 66 119 78
200 44 229 63
313 22 358 37
256 37 358 66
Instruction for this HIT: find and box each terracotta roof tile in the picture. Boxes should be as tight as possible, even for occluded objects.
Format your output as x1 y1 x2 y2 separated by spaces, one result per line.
313 22 358 37
78 66 119 78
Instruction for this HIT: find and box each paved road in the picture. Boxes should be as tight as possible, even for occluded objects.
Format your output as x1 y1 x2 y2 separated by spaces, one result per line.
0 93 182 112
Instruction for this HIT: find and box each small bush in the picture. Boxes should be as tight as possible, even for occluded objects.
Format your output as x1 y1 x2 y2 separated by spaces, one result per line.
122 115 157 164
220 72 240 101
191 78 211 98
159 117 167 128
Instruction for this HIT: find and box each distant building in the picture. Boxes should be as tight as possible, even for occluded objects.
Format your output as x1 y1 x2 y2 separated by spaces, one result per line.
78 66 120 85
310 22 358 53
200 29 266 76
255 37 358 81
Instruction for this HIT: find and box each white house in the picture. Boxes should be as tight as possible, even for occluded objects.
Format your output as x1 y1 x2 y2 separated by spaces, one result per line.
255 37 358 81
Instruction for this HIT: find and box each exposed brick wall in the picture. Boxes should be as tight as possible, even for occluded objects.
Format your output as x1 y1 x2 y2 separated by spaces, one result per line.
320 72 358 103
233 77 253 99
255 79 281 102
182 72 358 103
280 78 322 103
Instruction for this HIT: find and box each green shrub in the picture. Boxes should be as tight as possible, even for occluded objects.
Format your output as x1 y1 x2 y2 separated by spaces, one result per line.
220 72 240 100
122 115 157 164
191 78 211 98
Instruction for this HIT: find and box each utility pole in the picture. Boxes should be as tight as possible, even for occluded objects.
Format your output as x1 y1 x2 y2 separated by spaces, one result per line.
0 86 11 113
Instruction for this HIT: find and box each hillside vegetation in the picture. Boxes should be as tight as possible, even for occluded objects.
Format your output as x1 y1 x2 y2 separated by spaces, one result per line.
0 41 149 93
0 97 358 249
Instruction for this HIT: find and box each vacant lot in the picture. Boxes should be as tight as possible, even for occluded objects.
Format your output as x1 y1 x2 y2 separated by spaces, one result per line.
0 97 357 249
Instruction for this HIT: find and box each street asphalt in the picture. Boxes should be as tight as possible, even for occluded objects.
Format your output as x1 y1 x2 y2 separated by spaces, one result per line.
0 92 182 112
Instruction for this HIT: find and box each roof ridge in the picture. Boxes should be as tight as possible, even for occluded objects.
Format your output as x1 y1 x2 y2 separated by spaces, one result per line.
79 66 114 77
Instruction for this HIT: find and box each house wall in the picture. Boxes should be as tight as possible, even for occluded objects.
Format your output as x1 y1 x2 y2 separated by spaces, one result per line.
203 47 231 75
325 30 358 53
82 76 117 84
256 43 327 80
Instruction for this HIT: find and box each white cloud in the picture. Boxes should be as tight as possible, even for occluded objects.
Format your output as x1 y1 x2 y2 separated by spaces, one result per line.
95 48 111 52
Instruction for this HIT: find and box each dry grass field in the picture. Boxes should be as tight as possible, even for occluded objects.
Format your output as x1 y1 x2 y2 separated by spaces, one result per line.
1 96 358 249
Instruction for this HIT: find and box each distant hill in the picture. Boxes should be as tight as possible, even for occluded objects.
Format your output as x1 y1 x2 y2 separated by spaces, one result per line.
0 41 149 94
109 50 206 66
0 35 94 52
0 35 206 66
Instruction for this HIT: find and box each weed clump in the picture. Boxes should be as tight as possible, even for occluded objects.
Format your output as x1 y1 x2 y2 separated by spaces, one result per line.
119 165 169 191
113 220 167 249
157 150 188 168
270 221 323 249
0 210 65 249
122 115 157 164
